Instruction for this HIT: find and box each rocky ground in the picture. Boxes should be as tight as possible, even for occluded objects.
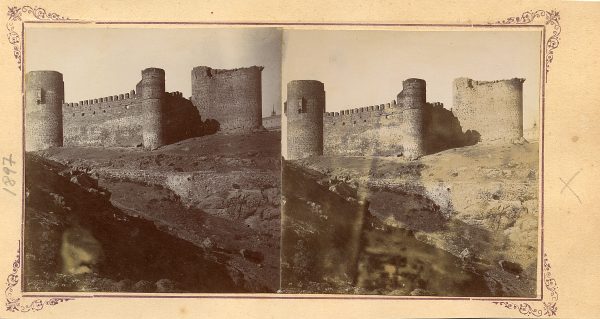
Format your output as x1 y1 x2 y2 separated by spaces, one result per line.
282 141 539 296
26 130 280 293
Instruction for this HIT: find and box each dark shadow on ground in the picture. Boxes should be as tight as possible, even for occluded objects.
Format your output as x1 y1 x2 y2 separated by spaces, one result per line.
24 154 248 293
280 159 493 296
423 102 480 155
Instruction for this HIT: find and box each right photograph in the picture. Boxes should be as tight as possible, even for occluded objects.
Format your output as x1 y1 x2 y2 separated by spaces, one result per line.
280 29 541 297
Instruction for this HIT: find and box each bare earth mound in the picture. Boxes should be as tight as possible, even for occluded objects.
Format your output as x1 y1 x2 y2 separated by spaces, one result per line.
29 130 281 292
282 141 538 296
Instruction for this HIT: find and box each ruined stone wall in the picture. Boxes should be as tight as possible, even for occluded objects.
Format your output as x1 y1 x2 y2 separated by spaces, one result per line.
285 80 325 160
191 66 263 132
62 67 200 148
25 71 64 151
323 102 404 157
62 91 143 147
323 78 427 159
452 78 524 142
63 91 198 148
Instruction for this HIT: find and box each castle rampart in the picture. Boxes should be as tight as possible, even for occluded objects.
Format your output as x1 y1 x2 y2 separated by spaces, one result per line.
54 69 203 149
321 79 428 158
304 78 472 159
62 91 143 147
452 77 524 142
322 101 403 157
191 66 263 132
285 80 325 160
25 71 64 151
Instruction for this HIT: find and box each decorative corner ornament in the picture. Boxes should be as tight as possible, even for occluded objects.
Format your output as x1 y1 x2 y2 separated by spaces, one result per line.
6 5 70 70
5 242 73 312
496 10 561 82
492 253 559 317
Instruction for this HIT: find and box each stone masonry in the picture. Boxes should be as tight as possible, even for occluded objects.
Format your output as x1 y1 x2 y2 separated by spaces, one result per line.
452 78 525 142
286 77 525 160
285 80 326 160
191 66 264 132
25 65 267 151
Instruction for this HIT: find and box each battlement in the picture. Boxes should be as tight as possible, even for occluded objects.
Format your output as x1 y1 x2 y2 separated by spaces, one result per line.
63 90 138 108
168 91 184 98
286 75 525 161
62 90 184 112
324 100 397 117
285 77 429 159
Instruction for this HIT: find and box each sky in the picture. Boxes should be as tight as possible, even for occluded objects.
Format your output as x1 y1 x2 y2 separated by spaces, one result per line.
282 29 541 129
25 26 282 117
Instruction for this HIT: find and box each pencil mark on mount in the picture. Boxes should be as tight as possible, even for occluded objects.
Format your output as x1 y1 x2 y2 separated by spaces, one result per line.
559 169 582 204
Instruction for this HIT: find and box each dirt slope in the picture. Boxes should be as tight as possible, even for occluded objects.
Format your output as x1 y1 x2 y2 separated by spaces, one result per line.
30 130 281 292
283 141 538 296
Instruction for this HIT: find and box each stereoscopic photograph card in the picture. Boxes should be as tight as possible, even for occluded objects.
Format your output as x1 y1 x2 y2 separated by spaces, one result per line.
0 0 599 318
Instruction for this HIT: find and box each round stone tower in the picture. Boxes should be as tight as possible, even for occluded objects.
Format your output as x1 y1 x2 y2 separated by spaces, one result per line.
191 66 263 132
25 71 64 151
398 78 426 160
285 80 325 160
140 67 166 150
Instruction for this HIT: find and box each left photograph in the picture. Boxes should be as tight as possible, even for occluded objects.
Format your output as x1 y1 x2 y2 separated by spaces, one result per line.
23 26 282 293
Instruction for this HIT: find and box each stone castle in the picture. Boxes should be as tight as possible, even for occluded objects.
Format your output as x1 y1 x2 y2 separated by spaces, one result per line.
25 66 275 152
285 77 525 160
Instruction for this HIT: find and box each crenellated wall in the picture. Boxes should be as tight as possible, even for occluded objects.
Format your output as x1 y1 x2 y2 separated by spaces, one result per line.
62 90 200 148
322 78 428 158
323 100 404 157
191 66 263 132
452 78 524 143
316 78 476 159
60 68 202 148
62 90 142 147
26 66 253 151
